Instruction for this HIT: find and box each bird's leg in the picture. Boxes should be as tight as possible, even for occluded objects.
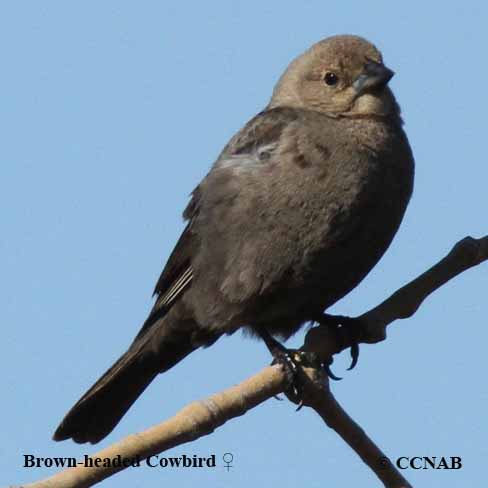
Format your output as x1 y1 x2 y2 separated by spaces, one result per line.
314 314 364 379
257 329 304 402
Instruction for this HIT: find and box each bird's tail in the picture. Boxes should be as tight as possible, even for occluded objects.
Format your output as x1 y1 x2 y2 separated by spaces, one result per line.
53 317 197 444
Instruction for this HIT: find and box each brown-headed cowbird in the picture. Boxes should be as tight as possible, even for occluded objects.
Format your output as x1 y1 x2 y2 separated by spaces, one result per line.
53 35 414 444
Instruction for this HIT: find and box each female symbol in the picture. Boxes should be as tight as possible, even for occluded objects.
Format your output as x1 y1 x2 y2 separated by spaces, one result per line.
222 452 234 471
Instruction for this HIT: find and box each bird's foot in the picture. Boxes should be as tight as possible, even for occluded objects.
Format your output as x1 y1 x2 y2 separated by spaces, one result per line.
258 329 316 409
314 314 364 379
271 349 301 398
271 348 321 410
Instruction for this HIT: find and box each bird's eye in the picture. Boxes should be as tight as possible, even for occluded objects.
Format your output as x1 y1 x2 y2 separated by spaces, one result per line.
324 72 339 86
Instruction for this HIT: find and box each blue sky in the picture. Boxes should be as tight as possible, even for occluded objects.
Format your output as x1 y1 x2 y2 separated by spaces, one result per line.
2 2 487 487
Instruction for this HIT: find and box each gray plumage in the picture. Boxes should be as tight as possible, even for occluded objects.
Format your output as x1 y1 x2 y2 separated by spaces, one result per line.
54 35 414 444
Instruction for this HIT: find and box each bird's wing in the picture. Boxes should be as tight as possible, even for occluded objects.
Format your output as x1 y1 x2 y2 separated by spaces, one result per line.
136 107 320 340
157 107 297 298
130 190 200 343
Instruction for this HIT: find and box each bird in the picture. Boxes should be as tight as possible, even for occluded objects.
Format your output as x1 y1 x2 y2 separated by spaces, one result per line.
53 34 414 444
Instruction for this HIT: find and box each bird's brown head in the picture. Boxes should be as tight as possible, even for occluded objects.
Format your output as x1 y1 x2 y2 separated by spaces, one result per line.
269 35 399 118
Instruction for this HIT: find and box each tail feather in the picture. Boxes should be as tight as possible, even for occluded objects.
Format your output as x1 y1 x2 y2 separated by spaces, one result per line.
53 317 199 444
53 345 159 444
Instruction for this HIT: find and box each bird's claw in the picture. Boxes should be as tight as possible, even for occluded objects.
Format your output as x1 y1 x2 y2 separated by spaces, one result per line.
314 314 363 377
324 358 342 381
271 349 303 400
347 341 360 370
259 329 306 404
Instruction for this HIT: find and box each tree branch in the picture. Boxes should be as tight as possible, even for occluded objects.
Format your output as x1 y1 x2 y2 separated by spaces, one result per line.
303 235 488 360
21 366 286 487
298 370 412 488
18 235 487 488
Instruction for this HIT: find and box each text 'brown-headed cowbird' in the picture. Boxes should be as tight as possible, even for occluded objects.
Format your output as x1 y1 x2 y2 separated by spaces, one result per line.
53 35 414 444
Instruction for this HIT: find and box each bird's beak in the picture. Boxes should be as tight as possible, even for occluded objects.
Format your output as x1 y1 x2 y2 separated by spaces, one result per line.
353 61 395 94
